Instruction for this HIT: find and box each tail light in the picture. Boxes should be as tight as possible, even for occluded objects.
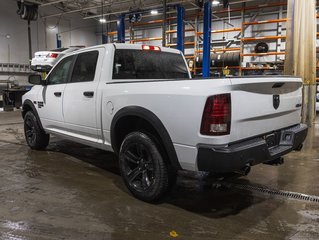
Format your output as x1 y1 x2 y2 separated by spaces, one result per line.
47 53 58 58
200 94 231 136
142 45 161 51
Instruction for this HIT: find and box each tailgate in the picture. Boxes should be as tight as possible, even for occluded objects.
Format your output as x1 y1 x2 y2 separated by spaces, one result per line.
229 76 303 142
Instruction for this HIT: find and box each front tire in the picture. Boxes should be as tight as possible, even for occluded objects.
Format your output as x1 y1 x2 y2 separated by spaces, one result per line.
24 111 50 150
119 132 171 202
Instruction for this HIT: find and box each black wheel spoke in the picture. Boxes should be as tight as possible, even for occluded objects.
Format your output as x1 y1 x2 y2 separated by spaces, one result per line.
25 119 33 129
124 143 155 191
144 155 154 171
125 150 139 164
128 167 142 184
26 130 33 137
136 144 144 158
142 170 151 189
31 133 36 144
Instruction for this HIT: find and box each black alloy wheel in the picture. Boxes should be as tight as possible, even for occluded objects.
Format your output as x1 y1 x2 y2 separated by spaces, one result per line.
119 132 171 202
123 143 155 192
24 111 50 150
25 116 36 145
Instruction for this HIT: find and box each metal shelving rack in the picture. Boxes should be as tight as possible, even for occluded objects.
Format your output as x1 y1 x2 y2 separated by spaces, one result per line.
0 63 33 75
192 1 289 77
107 1 319 80
239 3 287 76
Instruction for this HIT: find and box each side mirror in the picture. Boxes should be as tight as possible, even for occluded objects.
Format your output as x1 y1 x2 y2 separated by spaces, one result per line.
28 74 45 85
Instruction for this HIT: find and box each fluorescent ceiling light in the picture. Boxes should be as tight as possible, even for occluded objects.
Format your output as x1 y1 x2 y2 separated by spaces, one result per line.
212 0 220 5
151 10 158 15
99 18 106 23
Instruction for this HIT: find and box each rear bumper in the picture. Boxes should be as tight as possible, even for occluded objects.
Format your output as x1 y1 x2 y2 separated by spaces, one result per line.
197 123 308 173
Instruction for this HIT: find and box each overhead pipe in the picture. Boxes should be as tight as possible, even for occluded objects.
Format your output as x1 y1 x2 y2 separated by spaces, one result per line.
100 8 288 29
39 0 69 7
42 0 132 19
41 1 287 20
83 0 189 20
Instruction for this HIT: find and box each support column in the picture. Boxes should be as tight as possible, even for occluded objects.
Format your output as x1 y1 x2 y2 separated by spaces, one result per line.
27 20 32 63
202 1 212 78
284 0 316 126
56 34 61 48
102 33 108 44
176 5 185 53
117 14 125 43
162 0 167 47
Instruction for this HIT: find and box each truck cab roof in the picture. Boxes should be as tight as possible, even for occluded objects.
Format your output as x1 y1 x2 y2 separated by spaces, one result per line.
69 43 182 56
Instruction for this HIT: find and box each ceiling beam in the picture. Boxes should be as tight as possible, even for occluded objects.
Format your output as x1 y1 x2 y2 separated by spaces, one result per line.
83 0 193 20
18 0 70 7
41 0 132 19
40 0 70 7
23 0 44 5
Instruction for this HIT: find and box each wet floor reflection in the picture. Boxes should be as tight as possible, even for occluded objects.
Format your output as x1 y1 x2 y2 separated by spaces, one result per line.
43 139 264 218
0 112 319 239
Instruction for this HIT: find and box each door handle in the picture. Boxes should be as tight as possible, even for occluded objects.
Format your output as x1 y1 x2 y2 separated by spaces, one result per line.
54 92 62 97
83 91 94 97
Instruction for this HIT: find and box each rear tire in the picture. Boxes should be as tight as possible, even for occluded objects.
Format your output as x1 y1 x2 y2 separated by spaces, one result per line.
24 111 50 150
119 131 172 202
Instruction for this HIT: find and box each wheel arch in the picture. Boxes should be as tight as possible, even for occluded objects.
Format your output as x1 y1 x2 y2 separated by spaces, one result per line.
22 99 45 130
111 106 182 170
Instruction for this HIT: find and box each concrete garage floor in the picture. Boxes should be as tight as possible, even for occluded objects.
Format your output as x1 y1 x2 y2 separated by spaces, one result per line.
0 110 318 240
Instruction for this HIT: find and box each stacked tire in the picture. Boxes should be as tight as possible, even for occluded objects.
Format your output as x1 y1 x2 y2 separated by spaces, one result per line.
195 52 240 68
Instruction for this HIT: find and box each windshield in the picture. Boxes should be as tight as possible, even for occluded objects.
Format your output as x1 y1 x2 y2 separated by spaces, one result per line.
112 49 190 80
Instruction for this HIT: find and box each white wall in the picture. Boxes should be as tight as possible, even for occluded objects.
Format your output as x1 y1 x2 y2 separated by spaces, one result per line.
49 17 98 49
0 0 98 65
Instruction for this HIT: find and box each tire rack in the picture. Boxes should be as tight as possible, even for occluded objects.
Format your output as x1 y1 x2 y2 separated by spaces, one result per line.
194 27 242 76
191 1 289 76
239 10 287 76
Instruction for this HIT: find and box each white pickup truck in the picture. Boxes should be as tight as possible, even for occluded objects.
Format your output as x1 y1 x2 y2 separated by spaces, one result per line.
22 44 308 202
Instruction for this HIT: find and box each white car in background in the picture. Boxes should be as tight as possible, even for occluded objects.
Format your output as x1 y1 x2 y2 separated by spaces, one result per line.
31 46 83 72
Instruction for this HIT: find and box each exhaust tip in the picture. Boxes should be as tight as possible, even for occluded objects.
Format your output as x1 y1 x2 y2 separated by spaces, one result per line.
234 164 251 176
264 157 284 166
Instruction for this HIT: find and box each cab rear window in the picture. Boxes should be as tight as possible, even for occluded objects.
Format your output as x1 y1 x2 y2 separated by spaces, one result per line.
112 49 189 80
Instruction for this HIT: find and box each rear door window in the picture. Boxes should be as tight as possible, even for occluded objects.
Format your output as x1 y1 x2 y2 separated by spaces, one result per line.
112 50 189 80
70 51 99 83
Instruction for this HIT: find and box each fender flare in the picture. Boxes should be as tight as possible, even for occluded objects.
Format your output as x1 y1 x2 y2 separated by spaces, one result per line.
111 106 182 170
22 99 45 131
